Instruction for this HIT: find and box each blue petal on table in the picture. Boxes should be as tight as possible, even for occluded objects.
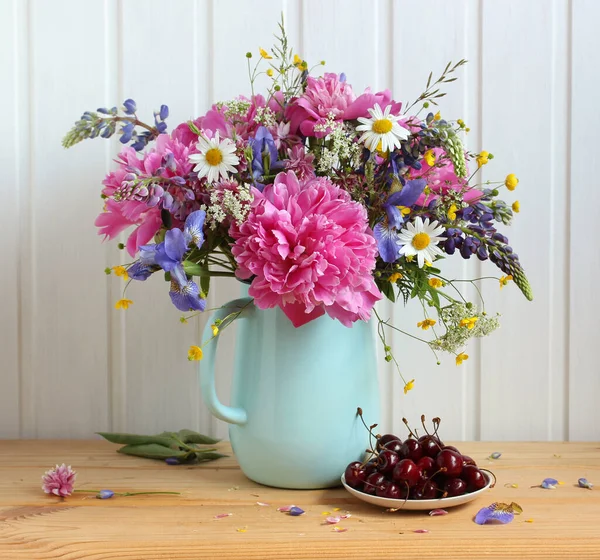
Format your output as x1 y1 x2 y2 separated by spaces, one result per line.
541 478 559 489
578 478 594 489
474 503 515 525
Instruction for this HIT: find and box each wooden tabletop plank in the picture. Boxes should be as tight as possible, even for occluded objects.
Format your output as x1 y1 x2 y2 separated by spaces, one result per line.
0 441 598 559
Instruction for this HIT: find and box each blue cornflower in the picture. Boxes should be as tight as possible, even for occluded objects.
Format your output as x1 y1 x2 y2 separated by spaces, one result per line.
373 178 426 263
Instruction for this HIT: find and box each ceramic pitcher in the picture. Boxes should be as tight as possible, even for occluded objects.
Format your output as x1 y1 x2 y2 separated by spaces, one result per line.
200 292 380 489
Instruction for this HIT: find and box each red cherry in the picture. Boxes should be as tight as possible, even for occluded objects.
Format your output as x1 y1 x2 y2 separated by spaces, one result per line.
435 449 463 477
344 461 367 489
377 450 399 475
381 482 403 499
363 472 386 495
410 480 438 500
462 465 487 492
400 439 423 462
418 435 443 458
443 477 467 497
443 445 460 453
377 434 402 450
381 439 404 455
462 455 477 467
392 459 421 487
416 456 435 479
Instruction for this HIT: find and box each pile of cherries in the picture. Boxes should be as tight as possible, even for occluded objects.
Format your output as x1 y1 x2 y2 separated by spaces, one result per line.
344 414 489 500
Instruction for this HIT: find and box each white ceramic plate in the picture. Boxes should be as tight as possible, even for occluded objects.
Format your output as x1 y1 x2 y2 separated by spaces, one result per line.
341 469 494 510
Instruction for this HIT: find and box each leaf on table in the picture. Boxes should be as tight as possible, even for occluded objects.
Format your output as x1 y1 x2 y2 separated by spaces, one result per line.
196 451 228 461
176 429 221 445
117 443 188 460
97 432 178 448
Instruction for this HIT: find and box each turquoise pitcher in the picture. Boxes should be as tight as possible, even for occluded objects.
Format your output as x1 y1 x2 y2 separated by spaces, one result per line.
200 291 380 489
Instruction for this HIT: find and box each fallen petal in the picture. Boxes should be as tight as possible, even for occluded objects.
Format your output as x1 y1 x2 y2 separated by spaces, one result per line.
277 505 295 512
321 511 331 515
504 483 518 488
488 452 502 460
429 509 448 516
236 526 247 533
256 501 270 506
413 529 430 533
289 506 305 516
214 513 232 519
541 478 559 489
578 478 594 489
325 516 341 524
332 526 348 533
340 514 352 519
474 503 516 525
525 518 534 523
332 507 341 512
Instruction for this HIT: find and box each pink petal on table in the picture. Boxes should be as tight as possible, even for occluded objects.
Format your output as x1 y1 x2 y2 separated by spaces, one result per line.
256 502 270 506
340 514 352 519
325 516 341 524
277 505 295 512
214 513 232 519
429 509 448 516
413 529 430 533
332 526 348 533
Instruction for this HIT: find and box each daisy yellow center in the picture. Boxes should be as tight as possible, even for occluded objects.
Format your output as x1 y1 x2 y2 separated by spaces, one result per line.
205 148 223 166
372 118 393 134
411 232 430 250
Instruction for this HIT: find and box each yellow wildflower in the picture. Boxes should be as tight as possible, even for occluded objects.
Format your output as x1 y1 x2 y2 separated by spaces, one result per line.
259 47 272 59
428 278 444 289
457 119 465 127
266 68 274 77
114 298 133 310
434 111 441 121
455 352 469 366
505 173 519 191
112 265 129 281
465 127 471 132
405 255 414 262
389 272 403 283
397 205 411 216
424 261 433 267
417 318 436 330
293 54 304 69
447 204 458 220
211 324 219 337
460 317 478 330
499 274 513 288
188 345 203 361
403 379 415 395
423 149 436 167
476 151 490 167
512 200 520 213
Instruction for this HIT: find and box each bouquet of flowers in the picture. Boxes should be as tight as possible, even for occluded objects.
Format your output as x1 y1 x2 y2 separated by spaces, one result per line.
64 21 531 390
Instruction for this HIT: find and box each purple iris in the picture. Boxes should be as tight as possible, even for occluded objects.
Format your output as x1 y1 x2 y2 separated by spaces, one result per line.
249 126 283 189
373 178 426 262
474 503 515 525
169 279 206 312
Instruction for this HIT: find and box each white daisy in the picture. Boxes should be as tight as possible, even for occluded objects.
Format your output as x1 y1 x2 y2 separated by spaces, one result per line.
189 131 239 183
398 216 446 268
355 104 410 152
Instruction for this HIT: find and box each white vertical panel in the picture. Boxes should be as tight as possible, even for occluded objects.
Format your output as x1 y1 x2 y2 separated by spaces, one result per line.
479 0 560 440
119 0 211 435
27 0 110 436
0 0 25 438
389 0 478 441
569 0 600 440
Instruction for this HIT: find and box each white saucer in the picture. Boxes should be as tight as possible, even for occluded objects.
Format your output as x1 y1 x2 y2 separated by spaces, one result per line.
341 469 494 510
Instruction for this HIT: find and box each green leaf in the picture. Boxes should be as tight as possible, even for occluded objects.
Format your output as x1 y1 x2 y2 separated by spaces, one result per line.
177 429 221 445
118 443 188 460
376 277 396 303
97 432 178 448
195 451 228 462
182 260 204 276
200 275 210 297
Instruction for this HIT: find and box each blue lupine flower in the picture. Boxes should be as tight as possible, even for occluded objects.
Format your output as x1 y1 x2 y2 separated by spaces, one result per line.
169 279 206 312
249 126 284 188
97 489 115 499
578 477 593 489
122 99 137 115
373 178 426 262
119 122 135 144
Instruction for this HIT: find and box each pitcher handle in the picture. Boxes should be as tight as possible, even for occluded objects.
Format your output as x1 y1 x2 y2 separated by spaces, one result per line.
199 297 252 426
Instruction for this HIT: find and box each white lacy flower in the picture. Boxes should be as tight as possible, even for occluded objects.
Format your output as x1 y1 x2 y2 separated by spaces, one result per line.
356 104 409 152
398 216 445 268
189 132 239 183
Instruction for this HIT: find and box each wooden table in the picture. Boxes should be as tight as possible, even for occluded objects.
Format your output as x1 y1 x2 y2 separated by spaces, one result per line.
0 441 598 559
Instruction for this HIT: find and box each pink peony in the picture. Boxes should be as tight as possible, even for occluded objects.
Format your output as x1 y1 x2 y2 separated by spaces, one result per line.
284 145 316 182
411 148 483 206
286 73 401 137
231 171 382 327
42 464 77 497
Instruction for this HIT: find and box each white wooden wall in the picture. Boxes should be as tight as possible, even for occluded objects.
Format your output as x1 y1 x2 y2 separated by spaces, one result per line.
1 0 598 441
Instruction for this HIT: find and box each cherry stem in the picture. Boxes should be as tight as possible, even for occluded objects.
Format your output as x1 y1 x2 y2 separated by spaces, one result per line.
402 417 418 440
357 407 379 458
